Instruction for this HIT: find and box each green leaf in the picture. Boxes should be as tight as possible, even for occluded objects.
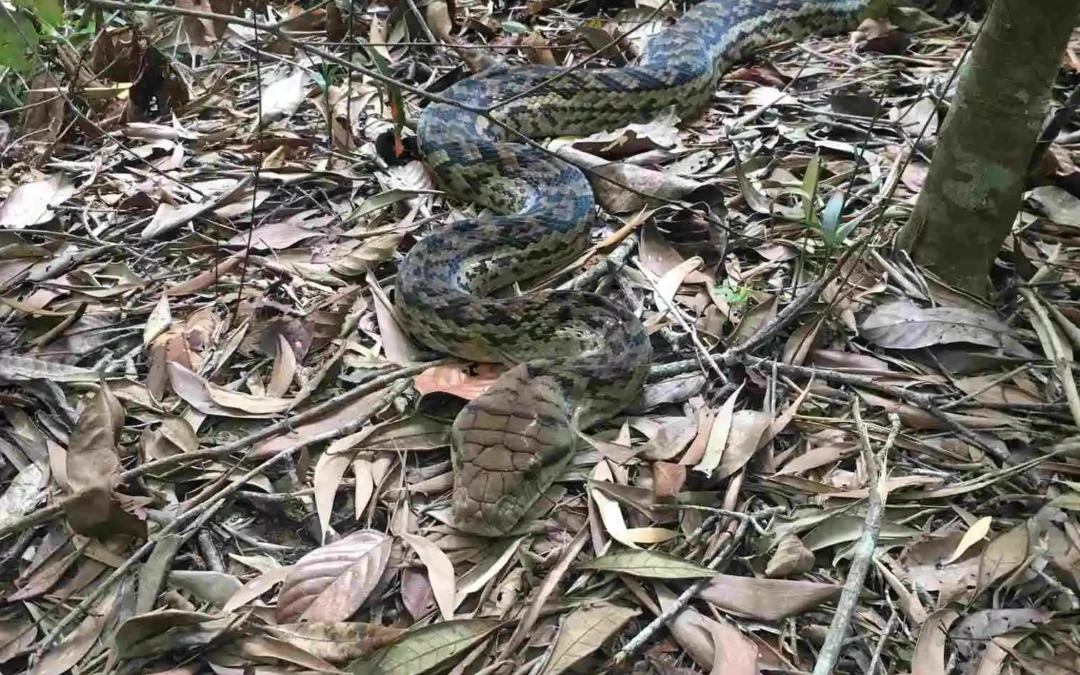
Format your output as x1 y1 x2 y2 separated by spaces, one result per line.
501 20 529 34
0 6 38 73
580 549 716 579
347 619 501 675
800 152 821 223
819 191 846 246
15 0 63 27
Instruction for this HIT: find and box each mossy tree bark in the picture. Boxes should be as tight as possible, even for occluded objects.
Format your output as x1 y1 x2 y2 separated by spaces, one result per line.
894 0 1080 295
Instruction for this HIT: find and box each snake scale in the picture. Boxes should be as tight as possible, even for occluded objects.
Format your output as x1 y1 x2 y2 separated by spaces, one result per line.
395 0 869 536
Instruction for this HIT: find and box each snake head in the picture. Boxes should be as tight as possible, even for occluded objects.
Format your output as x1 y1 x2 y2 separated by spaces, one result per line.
450 364 577 537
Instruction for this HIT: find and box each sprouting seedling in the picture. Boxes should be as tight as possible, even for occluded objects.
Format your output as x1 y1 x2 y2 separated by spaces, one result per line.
800 151 859 250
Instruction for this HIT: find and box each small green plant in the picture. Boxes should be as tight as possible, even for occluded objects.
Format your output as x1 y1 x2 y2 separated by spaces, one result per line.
0 0 63 73
800 152 860 250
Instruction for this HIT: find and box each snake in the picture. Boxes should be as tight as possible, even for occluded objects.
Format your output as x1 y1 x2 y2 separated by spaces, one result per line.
395 0 869 536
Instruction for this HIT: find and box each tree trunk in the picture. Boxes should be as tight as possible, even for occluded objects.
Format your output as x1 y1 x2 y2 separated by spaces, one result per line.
894 0 1080 295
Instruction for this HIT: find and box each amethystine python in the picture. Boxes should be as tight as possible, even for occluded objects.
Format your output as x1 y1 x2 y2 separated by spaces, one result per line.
395 0 868 535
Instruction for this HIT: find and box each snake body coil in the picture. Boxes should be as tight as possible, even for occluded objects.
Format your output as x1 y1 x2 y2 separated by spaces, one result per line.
396 0 868 536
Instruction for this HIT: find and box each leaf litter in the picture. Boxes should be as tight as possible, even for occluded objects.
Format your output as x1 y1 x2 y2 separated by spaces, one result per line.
0 1 1079 675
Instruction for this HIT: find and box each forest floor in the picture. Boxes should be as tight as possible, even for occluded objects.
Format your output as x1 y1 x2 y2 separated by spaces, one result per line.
1 1 1079 674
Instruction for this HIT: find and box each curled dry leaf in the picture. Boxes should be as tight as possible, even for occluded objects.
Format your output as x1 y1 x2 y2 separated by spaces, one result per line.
413 363 506 400
764 533 815 577
276 530 392 624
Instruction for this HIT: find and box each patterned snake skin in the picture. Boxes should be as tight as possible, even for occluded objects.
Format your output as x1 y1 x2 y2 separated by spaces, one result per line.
396 0 869 536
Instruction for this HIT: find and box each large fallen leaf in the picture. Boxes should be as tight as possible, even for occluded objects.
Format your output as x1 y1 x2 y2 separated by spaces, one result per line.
861 300 1018 351
261 69 308 123
1027 185 1080 226
697 574 841 620
347 619 500 675
168 362 293 418
657 584 758 674
0 174 72 228
540 603 640 675
714 409 772 479
580 549 714 579
263 622 405 664
65 382 124 494
976 523 1030 593
910 609 959 675
276 530 392 624
400 533 456 621
0 355 102 382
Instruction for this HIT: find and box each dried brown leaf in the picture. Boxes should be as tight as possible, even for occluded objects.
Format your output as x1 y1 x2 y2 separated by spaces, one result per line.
910 609 959 675
277 530 392 624
400 533 456 621
697 574 841 620
540 603 640 675
263 622 405 664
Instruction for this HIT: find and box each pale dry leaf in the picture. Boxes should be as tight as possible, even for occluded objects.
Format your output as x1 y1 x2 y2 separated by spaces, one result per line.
655 256 704 310
0 355 101 382
261 69 308 123
861 299 1021 352
354 458 376 520
0 174 72 229
1027 185 1080 226
0 463 46 528
656 585 757 674
222 566 293 613
330 232 405 277
400 533 456 621
268 333 297 398
230 635 341 673
589 462 638 549
314 450 353 543
776 442 858 476
714 409 772 480
976 523 1030 593
540 603 640 675
454 536 526 607
276 530 392 624
764 533 814 577
694 383 742 476
66 382 125 494
142 293 172 347
944 516 992 565
910 609 959 675
639 415 698 461
697 574 842 621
